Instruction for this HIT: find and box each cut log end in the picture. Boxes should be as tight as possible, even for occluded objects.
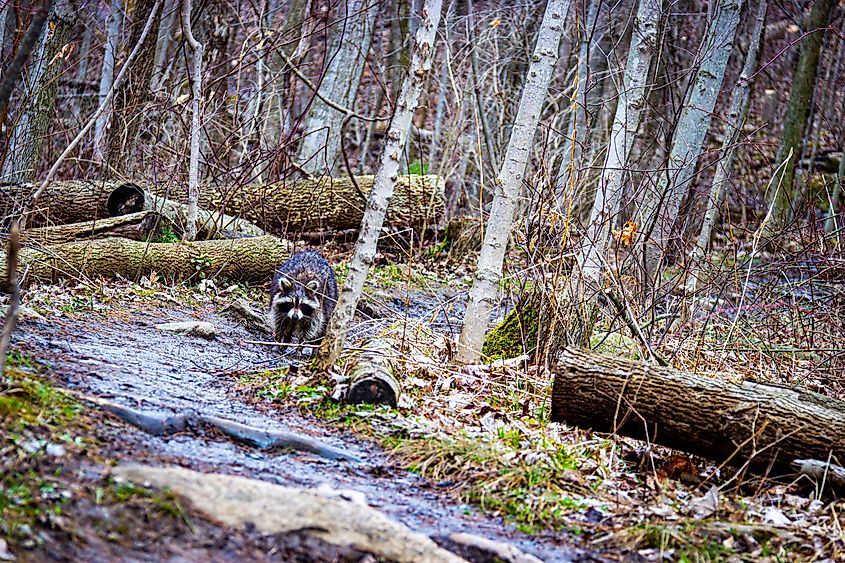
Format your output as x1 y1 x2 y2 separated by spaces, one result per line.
346 373 399 407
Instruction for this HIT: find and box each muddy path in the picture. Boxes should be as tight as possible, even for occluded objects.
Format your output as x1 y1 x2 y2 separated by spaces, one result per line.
14 296 587 563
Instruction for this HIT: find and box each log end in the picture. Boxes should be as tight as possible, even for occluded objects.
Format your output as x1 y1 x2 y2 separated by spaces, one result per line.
107 183 146 216
346 373 399 408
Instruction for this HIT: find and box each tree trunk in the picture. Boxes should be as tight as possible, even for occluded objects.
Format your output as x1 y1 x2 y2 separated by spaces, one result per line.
181 0 204 241
295 0 378 175
762 0 836 242
574 0 661 292
93 0 122 159
686 0 767 294
316 0 444 370
456 0 570 364
2 235 292 287
637 0 743 276
104 0 162 174
21 211 167 245
551 347 845 474
1 0 76 183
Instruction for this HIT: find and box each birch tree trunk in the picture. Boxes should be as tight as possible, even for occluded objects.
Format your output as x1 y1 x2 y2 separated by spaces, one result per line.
637 0 743 276
575 0 662 291
94 0 122 159
295 0 378 176
316 0 444 370
71 15 94 119
182 0 204 241
1 0 76 183
455 0 570 364
151 0 177 88
686 0 767 294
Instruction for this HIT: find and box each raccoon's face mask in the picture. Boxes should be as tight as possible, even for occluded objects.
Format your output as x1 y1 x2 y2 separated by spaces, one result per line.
276 277 320 321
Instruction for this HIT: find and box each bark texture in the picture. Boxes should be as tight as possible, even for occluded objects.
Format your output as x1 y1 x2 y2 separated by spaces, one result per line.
551 347 845 473
21 211 166 245
457 0 570 363
3 235 291 286
317 0 444 369
638 0 743 274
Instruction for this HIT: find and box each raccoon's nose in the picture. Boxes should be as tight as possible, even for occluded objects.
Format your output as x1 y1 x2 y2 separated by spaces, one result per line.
288 308 304 321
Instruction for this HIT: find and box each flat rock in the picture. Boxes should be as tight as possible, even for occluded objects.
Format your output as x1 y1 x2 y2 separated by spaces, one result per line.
154 321 216 339
113 464 466 563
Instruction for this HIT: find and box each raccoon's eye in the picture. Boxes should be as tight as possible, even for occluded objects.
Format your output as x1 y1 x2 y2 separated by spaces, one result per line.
299 303 315 317
276 302 293 313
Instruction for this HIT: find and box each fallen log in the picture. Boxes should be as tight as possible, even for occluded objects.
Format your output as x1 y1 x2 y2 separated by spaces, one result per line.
2 235 291 287
4 175 446 234
345 338 401 407
551 347 845 473
158 174 446 234
20 211 166 245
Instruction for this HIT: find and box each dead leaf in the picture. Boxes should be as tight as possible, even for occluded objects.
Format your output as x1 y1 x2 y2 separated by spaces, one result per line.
489 18 501 28
612 220 637 246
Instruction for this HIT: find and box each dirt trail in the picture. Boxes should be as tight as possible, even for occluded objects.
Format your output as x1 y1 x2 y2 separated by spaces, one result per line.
16 299 584 563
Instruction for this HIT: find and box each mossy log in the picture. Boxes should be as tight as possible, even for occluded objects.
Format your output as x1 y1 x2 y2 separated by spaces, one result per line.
551 347 845 473
3 175 446 234
20 211 167 245
2 235 291 286
345 338 400 407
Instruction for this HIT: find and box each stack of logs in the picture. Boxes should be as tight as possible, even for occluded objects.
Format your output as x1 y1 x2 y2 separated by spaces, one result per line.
0 176 445 286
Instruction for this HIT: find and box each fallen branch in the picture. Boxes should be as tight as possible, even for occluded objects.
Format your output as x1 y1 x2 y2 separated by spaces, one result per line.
1 235 291 287
551 347 845 473
792 459 845 491
21 211 166 245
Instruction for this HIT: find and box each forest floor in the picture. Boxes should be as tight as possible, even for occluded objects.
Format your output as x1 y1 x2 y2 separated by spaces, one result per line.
1 245 844 562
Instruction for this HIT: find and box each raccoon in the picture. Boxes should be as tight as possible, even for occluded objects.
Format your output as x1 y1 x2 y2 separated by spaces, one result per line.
269 250 338 353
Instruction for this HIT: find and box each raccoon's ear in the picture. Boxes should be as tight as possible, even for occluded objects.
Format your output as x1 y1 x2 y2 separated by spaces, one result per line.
305 279 320 293
278 277 292 291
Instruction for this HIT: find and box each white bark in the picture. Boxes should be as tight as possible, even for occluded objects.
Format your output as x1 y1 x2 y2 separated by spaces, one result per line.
638 0 744 273
182 0 204 241
94 0 122 159
296 0 378 175
317 0 444 369
576 0 662 288
456 0 571 364
71 17 95 119
686 0 766 293
824 141 845 235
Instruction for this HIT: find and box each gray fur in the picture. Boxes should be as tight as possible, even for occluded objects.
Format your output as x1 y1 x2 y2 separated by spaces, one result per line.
269 251 338 353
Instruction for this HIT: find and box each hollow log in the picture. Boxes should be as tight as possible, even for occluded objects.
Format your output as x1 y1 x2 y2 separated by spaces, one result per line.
551 347 845 473
346 338 401 407
3 175 446 234
2 235 291 287
20 211 166 245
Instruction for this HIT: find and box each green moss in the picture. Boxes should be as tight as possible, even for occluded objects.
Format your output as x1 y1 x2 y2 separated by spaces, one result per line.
589 331 640 359
482 299 539 361
0 371 81 430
